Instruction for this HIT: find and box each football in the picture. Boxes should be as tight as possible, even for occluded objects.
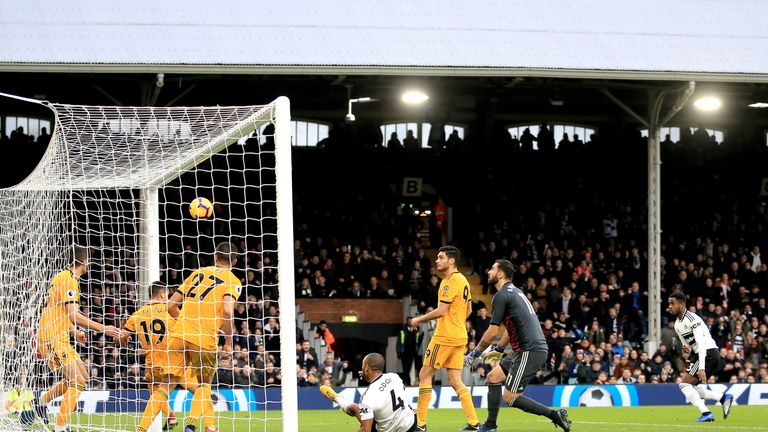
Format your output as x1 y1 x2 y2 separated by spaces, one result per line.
189 197 214 219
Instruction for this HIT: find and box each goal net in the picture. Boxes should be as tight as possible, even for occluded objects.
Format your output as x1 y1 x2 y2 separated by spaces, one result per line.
0 96 297 432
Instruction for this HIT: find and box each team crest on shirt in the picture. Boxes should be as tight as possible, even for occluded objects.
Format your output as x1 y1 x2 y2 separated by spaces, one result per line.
66 290 76 299
443 286 449 291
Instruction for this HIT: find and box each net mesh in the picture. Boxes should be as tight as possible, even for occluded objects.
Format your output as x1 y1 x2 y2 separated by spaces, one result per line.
0 100 292 431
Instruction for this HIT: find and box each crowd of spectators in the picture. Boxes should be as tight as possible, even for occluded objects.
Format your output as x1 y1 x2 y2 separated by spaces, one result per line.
20 119 768 392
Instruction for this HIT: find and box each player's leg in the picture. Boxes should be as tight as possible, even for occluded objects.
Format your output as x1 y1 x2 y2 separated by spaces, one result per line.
28 342 65 424
445 368 479 430
678 361 714 421
185 345 217 432
478 360 509 431
319 386 362 421
55 354 88 431
695 349 733 419
443 345 479 430
502 351 570 432
138 372 175 432
416 341 439 429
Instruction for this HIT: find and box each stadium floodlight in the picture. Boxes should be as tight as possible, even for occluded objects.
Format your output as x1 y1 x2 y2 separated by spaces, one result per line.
693 96 722 111
401 90 429 105
0 93 298 432
748 102 768 108
346 96 377 122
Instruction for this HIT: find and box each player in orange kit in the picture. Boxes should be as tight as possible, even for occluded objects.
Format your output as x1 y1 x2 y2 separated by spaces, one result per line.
31 246 121 431
167 242 242 432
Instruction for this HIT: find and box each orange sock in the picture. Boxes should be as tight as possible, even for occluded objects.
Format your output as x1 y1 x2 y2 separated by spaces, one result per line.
151 385 171 416
56 383 84 427
416 385 432 427
41 380 68 405
187 386 204 428
138 388 169 432
200 385 215 428
456 386 479 425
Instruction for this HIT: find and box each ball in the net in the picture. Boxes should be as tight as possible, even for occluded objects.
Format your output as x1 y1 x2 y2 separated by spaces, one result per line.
189 197 214 219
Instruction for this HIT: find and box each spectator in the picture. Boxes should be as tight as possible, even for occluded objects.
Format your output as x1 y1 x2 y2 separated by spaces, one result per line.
314 320 337 353
297 340 318 370
396 317 422 386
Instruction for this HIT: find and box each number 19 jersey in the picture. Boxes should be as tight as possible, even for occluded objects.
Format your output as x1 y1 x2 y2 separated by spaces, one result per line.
171 266 242 350
124 302 176 369
359 372 415 432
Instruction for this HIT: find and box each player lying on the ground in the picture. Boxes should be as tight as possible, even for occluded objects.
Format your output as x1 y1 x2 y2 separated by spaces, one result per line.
320 353 418 432
667 291 734 422
465 259 571 432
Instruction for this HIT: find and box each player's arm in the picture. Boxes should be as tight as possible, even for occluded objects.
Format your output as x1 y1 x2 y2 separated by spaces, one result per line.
220 293 236 348
64 302 118 337
477 295 507 352
169 271 197 318
356 419 374 432
692 322 710 373
167 290 184 319
496 325 509 347
356 402 375 432
411 301 450 327
466 299 472 319
118 315 137 346
68 321 87 345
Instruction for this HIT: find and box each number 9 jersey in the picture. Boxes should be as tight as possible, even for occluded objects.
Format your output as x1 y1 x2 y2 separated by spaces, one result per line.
432 272 471 346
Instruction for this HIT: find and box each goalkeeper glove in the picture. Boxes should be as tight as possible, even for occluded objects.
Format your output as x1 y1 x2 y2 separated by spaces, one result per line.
481 344 505 367
465 348 480 369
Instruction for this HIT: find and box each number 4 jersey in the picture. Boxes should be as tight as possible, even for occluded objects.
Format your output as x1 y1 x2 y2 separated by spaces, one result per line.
359 372 415 432
170 266 242 350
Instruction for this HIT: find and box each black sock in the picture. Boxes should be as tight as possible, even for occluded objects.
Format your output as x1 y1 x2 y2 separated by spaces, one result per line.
719 395 726 403
486 385 502 426
511 395 556 419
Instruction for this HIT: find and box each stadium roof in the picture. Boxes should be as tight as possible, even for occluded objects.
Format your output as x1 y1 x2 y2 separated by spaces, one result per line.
1 0 768 81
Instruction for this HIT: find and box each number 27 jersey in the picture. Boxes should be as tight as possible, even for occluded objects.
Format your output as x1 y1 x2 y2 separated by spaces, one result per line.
359 372 415 432
171 266 242 350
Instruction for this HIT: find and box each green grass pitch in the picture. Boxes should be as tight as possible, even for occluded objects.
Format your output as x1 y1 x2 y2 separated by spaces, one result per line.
72 406 768 431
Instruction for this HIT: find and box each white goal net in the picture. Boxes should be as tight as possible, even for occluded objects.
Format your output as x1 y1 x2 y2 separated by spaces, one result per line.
0 96 297 432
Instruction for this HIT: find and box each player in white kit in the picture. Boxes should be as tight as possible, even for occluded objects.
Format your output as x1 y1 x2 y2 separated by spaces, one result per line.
667 292 734 422
321 353 417 432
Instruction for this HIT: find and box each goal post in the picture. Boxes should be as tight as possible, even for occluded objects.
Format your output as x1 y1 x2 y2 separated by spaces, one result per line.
0 95 297 432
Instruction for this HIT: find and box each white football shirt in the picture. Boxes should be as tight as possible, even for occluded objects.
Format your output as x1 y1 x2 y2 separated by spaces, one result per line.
359 372 415 432
674 311 718 370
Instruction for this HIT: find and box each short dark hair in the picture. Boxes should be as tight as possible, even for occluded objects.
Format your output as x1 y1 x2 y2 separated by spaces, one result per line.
669 291 687 305
150 281 168 298
215 242 239 266
364 353 385 372
438 245 460 262
71 246 89 266
495 259 515 279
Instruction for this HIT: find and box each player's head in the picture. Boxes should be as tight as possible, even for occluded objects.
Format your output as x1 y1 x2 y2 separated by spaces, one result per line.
360 352 385 383
667 291 687 316
70 245 89 275
214 242 239 268
488 259 514 285
149 281 168 300
436 246 460 271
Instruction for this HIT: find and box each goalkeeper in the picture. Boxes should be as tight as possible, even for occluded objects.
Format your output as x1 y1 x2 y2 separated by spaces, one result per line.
463 260 570 432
